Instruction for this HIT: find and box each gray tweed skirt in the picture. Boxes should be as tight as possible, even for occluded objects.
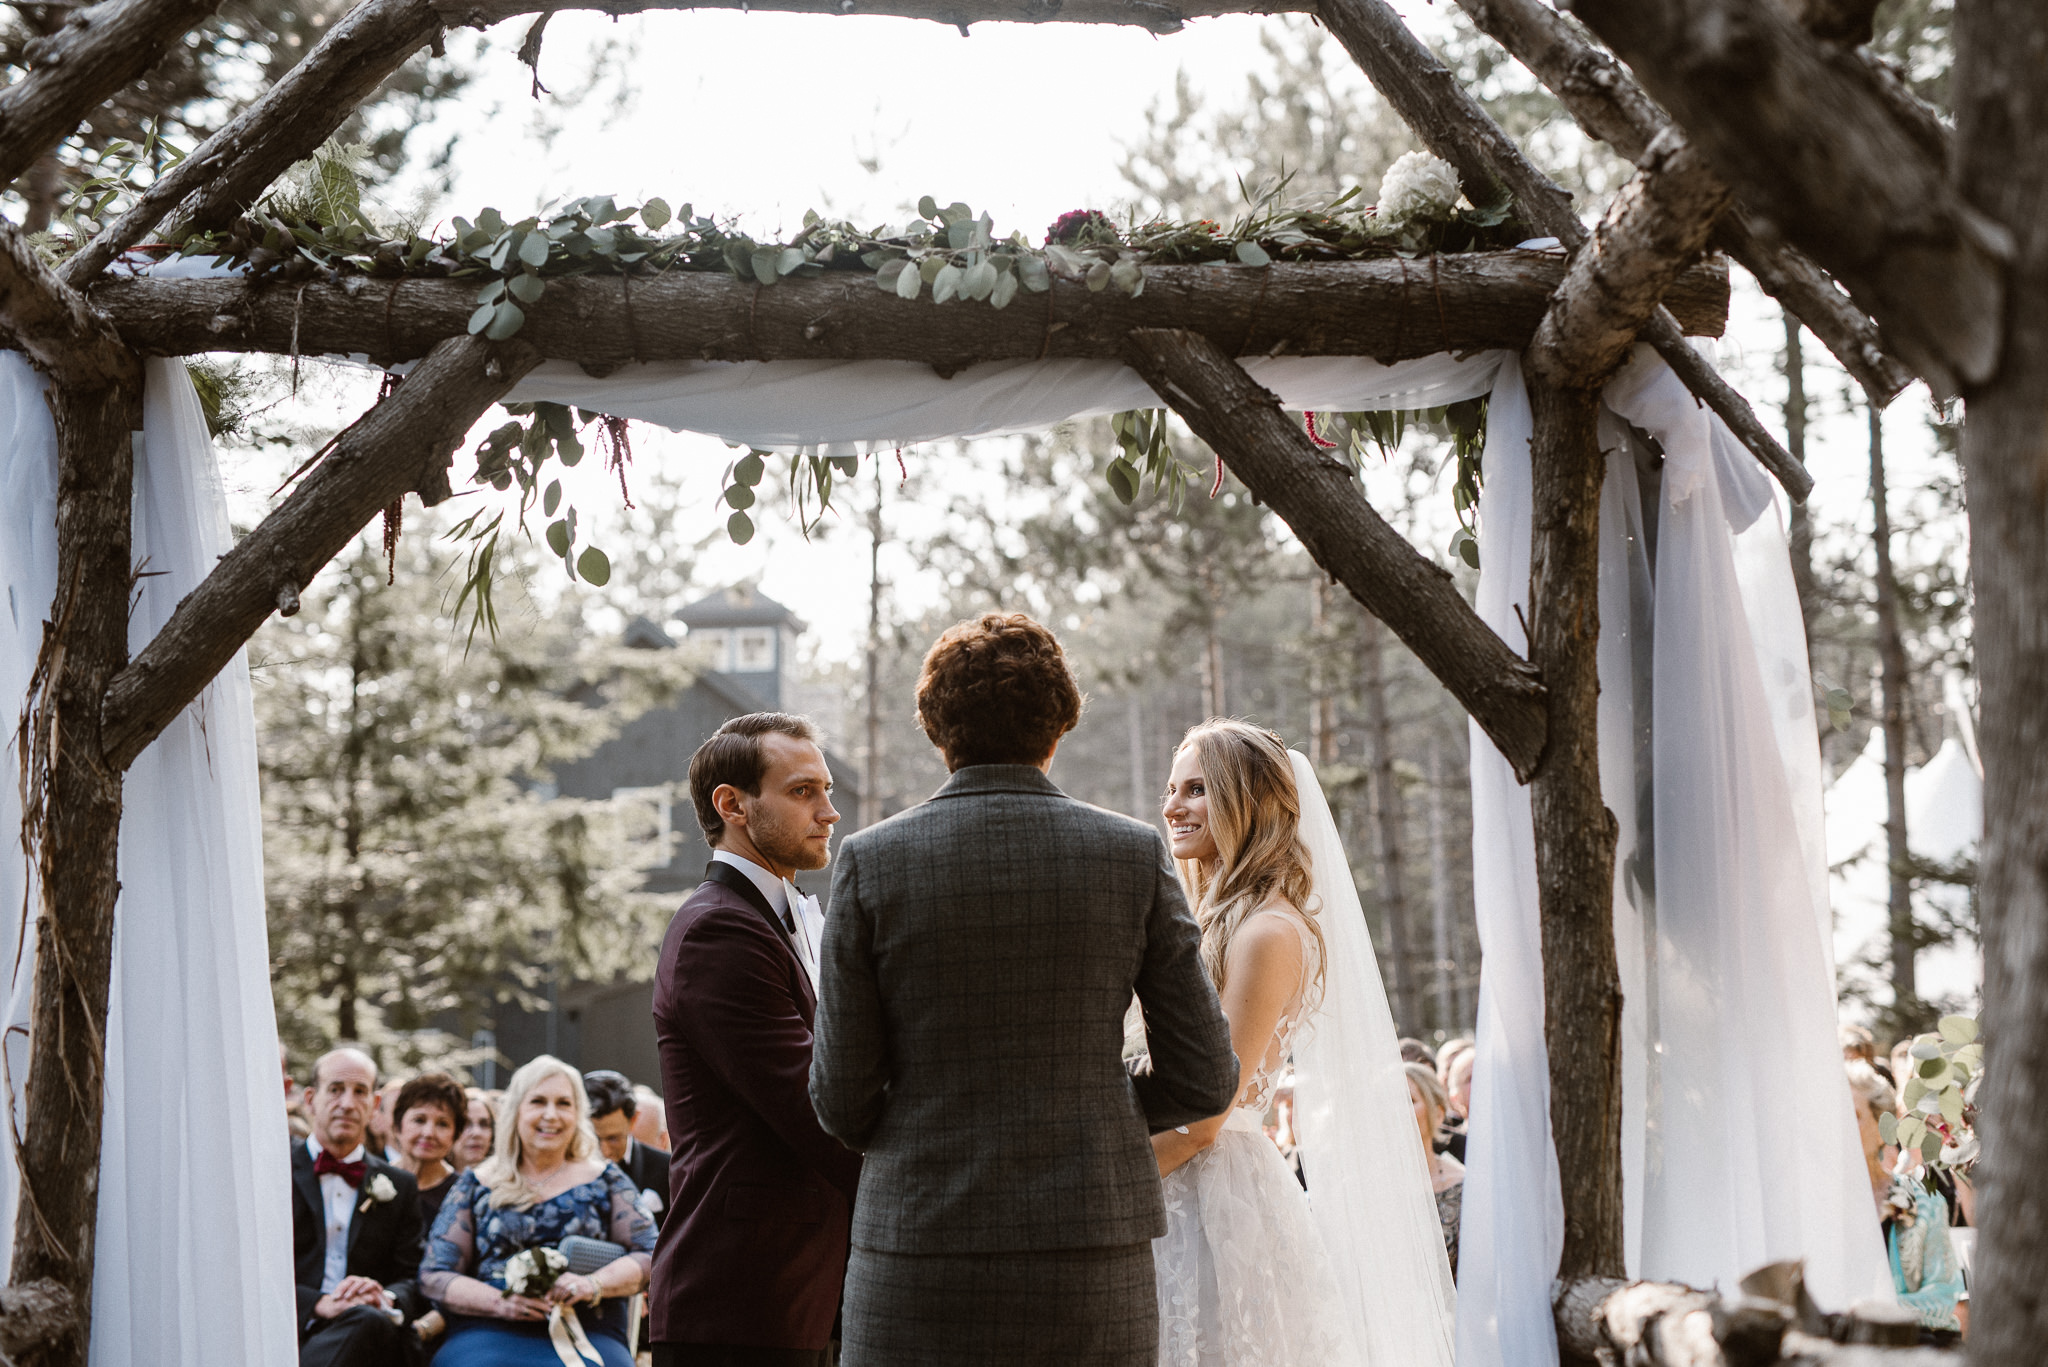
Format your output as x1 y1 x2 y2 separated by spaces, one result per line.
840 1242 1157 1367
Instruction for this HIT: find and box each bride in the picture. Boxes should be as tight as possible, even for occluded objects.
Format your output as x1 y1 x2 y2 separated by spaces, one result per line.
1150 720 1456 1367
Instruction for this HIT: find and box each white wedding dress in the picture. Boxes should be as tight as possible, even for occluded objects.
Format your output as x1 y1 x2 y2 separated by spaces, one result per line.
1150 753 1456 1367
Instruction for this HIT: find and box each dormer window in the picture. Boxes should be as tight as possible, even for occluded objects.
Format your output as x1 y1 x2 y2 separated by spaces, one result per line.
736 628 775 672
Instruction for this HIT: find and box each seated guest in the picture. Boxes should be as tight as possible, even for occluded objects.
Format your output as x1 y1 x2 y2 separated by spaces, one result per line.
1407 1062 1465 1277
1399 1037 1437 1068
1437 1038 1474 1163
584 1070 671 1229
370 1080 405 1161
453 1087 496 1170
631 1084 669 1153
393 1073 469 1226
292 1047 429 1367
422 1056 655 1367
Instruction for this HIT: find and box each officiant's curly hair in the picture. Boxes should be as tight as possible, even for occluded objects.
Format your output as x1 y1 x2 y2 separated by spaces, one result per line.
916 613 1082 768
473 1055 600 1211
1175 721 1325 1004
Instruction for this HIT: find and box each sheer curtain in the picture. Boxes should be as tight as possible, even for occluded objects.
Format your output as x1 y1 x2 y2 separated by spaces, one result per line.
1456 345 1893 1367
0 355 296 1365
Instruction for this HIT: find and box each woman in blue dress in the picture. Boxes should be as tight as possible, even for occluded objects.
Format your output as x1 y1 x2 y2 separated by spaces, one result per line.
422 1056 655 1366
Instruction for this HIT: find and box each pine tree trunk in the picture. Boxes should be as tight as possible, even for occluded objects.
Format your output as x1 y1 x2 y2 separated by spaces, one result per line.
864 463 884 829
1867 403 1919 1032
1361 614 1416 1035
1781 310 1818 647
1953 1 2048 1355
1309 578 1338 768
1428 734 1457 1032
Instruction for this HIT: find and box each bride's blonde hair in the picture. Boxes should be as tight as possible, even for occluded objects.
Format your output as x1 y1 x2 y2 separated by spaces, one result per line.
1173 720 1325 1002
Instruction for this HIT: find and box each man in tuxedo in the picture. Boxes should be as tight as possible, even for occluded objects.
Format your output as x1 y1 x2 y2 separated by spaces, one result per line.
585 1068 672 1228
651 713 862 1367
291 1047 429 1367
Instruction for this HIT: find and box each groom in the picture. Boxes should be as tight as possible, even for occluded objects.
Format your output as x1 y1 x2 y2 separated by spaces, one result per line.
650 712 862 1367
810 613 1238 1366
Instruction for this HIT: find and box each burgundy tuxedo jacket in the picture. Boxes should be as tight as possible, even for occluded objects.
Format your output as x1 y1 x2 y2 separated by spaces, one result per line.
649 860 862 1350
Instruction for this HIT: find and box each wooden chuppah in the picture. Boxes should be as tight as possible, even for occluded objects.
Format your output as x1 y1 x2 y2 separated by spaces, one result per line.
0 0 1994 1362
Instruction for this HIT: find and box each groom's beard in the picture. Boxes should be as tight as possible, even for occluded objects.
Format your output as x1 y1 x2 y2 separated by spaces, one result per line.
750 805 833 873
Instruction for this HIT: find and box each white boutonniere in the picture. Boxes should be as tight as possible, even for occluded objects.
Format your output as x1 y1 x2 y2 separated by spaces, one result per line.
359 1172 398 1212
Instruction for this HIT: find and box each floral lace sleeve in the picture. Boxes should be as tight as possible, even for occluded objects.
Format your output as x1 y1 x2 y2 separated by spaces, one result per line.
420 1170 480 1302
604 1163 657 1278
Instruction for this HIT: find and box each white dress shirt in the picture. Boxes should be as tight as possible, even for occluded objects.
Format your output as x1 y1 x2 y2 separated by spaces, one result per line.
304 1134 365 1294
711 850 819 987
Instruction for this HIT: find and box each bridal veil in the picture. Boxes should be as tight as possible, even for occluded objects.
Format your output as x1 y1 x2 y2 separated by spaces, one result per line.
1288 750 1457 1367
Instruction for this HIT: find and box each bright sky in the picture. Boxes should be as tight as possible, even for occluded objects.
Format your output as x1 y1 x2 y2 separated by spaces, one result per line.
220 2 1956 669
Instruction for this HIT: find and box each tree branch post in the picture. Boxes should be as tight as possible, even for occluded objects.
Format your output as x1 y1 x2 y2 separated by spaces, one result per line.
0 226 144 1367
1120 326 1549 780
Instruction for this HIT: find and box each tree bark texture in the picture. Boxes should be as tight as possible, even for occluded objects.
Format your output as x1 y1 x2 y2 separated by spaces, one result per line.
1529 128 1731 390
0 0 225 190
1313 0 1800 495
1866 404 1917 1021
1361 614 1417 1034
61 0 447 286
1525 377 1625 1281
97 333 541 770
1782 312 1818 647
1952 1 2048 1357
1449 0 1914 403
1121 327 1550 782
444 0 1309 33
10 379 140 1367
1567 0 2008 399
85 253 1730 368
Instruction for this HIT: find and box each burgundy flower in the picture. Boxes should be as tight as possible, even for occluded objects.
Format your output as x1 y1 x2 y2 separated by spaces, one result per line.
1046 209 1116 246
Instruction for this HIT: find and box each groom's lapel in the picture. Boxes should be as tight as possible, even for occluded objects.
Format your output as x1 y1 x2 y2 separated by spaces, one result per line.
701 861 815 1013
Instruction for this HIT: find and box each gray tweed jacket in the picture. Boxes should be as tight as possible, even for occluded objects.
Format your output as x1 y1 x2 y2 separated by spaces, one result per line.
809 764 1238 1255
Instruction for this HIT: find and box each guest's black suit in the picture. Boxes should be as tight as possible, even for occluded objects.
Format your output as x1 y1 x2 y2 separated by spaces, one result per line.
290 1140 427 1367
620 1137 673 1230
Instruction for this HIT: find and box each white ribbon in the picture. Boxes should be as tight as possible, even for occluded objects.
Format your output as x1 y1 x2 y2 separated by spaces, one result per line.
546 1304 604 1367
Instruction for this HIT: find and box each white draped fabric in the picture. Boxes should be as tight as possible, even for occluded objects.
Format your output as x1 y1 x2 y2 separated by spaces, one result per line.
0 355 297 1366
1458 346 1894 1367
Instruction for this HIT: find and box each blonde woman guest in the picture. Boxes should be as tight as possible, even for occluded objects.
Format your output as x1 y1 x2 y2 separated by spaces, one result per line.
1149 720 1453 1367
1848 1060 1900 1217
1407 1062 1465 1274
1436 1039 1475 1163
420 1056 654 1367
453 1088 495 1170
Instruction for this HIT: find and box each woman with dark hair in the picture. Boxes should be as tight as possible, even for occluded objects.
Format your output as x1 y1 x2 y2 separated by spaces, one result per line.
453 1087 495 1170
392 1072 469 1226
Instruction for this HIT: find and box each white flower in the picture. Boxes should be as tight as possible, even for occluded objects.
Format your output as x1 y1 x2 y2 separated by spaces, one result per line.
366 1173 397 1204
1377 152 1465 224
502 1246 569 1297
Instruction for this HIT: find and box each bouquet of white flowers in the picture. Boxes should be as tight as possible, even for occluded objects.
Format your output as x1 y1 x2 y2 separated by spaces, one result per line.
502 1246 570 1299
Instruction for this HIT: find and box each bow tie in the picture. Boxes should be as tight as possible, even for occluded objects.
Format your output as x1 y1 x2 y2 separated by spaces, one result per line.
314 1151 367 1187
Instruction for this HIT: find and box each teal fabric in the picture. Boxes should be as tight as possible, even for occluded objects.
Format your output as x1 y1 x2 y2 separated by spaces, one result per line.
1885 1186 1964 1331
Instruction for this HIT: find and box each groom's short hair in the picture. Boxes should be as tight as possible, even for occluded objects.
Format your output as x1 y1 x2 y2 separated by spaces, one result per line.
689 712 819 843
917 613 1082 769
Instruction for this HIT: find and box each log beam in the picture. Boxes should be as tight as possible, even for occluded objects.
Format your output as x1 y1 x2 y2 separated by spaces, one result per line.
1447 0 1914 402
1565 0 2008 399
1122 326 1548 780
97 333 540 770
0 0 225 190
84 252 1731 367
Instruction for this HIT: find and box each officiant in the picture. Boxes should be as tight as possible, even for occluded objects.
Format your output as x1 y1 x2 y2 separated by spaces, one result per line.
291 1047 431 1367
